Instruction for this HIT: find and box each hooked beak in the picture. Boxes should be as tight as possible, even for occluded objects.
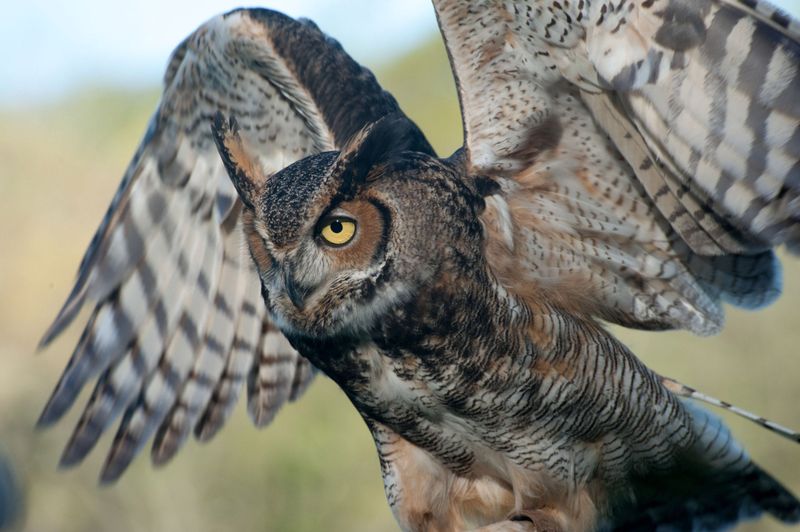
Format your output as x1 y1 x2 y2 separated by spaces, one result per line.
283 268 307 310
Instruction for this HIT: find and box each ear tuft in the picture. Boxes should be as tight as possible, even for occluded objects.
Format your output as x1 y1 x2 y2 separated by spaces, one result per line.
211 112 266 210
332 113 433 197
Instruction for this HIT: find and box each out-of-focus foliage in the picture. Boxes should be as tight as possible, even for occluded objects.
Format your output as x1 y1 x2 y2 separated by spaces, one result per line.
0 29 798 532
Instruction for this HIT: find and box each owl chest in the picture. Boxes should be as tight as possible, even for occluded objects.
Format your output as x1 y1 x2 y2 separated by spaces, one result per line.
295 329 669 503
335 344 598 484
338 344 620 530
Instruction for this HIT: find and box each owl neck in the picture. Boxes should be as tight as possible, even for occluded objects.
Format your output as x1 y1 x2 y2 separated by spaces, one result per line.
285 260 526 402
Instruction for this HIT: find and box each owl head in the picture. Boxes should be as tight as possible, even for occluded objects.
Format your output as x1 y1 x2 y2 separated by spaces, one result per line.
212 113 486 340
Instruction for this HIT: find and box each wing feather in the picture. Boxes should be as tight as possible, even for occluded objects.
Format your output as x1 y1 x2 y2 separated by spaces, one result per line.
434 0 796 333
583 0 800 253
194 271 266 443
150 210 249 465
246 323 316 428
41 7 416 480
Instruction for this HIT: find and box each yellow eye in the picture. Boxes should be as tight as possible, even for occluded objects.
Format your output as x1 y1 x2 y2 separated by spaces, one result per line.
319 217 356 246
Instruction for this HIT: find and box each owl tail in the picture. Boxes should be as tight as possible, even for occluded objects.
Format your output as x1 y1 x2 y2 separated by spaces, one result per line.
607 394 800 530
609 462 800 530
660 375 800 443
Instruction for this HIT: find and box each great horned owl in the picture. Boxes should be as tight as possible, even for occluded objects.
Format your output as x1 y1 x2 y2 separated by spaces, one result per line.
39 3 800 531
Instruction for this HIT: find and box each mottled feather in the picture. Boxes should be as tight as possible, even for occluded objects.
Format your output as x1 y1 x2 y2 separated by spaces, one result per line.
434 0 797 335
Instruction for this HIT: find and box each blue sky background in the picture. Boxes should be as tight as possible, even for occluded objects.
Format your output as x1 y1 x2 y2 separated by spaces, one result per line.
1 0 799 105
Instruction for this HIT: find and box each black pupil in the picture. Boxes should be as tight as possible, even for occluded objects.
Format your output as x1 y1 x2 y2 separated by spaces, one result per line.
330 220 343 233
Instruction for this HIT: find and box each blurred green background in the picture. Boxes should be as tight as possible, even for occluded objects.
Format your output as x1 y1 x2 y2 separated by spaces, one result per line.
1 19 800 532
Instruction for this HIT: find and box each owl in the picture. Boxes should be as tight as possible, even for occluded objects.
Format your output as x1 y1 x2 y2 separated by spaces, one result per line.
38 2 800 531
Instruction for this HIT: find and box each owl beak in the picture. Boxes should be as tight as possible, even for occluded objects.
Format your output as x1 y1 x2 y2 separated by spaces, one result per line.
283 269 306 310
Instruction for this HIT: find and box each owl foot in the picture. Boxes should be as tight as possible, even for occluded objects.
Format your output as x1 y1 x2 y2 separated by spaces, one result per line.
473 510 563 532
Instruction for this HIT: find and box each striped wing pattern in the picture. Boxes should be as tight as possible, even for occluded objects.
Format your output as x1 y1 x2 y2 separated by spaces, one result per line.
39 8 399 481
479 86 780 335
587 0 800 256
434 0 799 333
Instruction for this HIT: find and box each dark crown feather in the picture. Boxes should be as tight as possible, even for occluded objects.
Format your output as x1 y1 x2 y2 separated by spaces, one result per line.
331 112 435 202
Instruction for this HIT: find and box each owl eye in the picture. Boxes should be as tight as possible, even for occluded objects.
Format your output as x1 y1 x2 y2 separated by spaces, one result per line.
319 217 357 246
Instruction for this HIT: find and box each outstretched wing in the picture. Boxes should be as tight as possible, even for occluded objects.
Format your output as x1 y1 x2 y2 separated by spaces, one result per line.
435 0 799 334
39 8 422 482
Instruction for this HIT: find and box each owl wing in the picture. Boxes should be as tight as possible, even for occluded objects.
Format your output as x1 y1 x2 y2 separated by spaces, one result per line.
435 0 799 334
39 8 422 482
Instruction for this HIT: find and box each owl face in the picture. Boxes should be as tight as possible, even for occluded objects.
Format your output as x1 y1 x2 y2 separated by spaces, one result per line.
245 171 401 338
213 114 484 340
